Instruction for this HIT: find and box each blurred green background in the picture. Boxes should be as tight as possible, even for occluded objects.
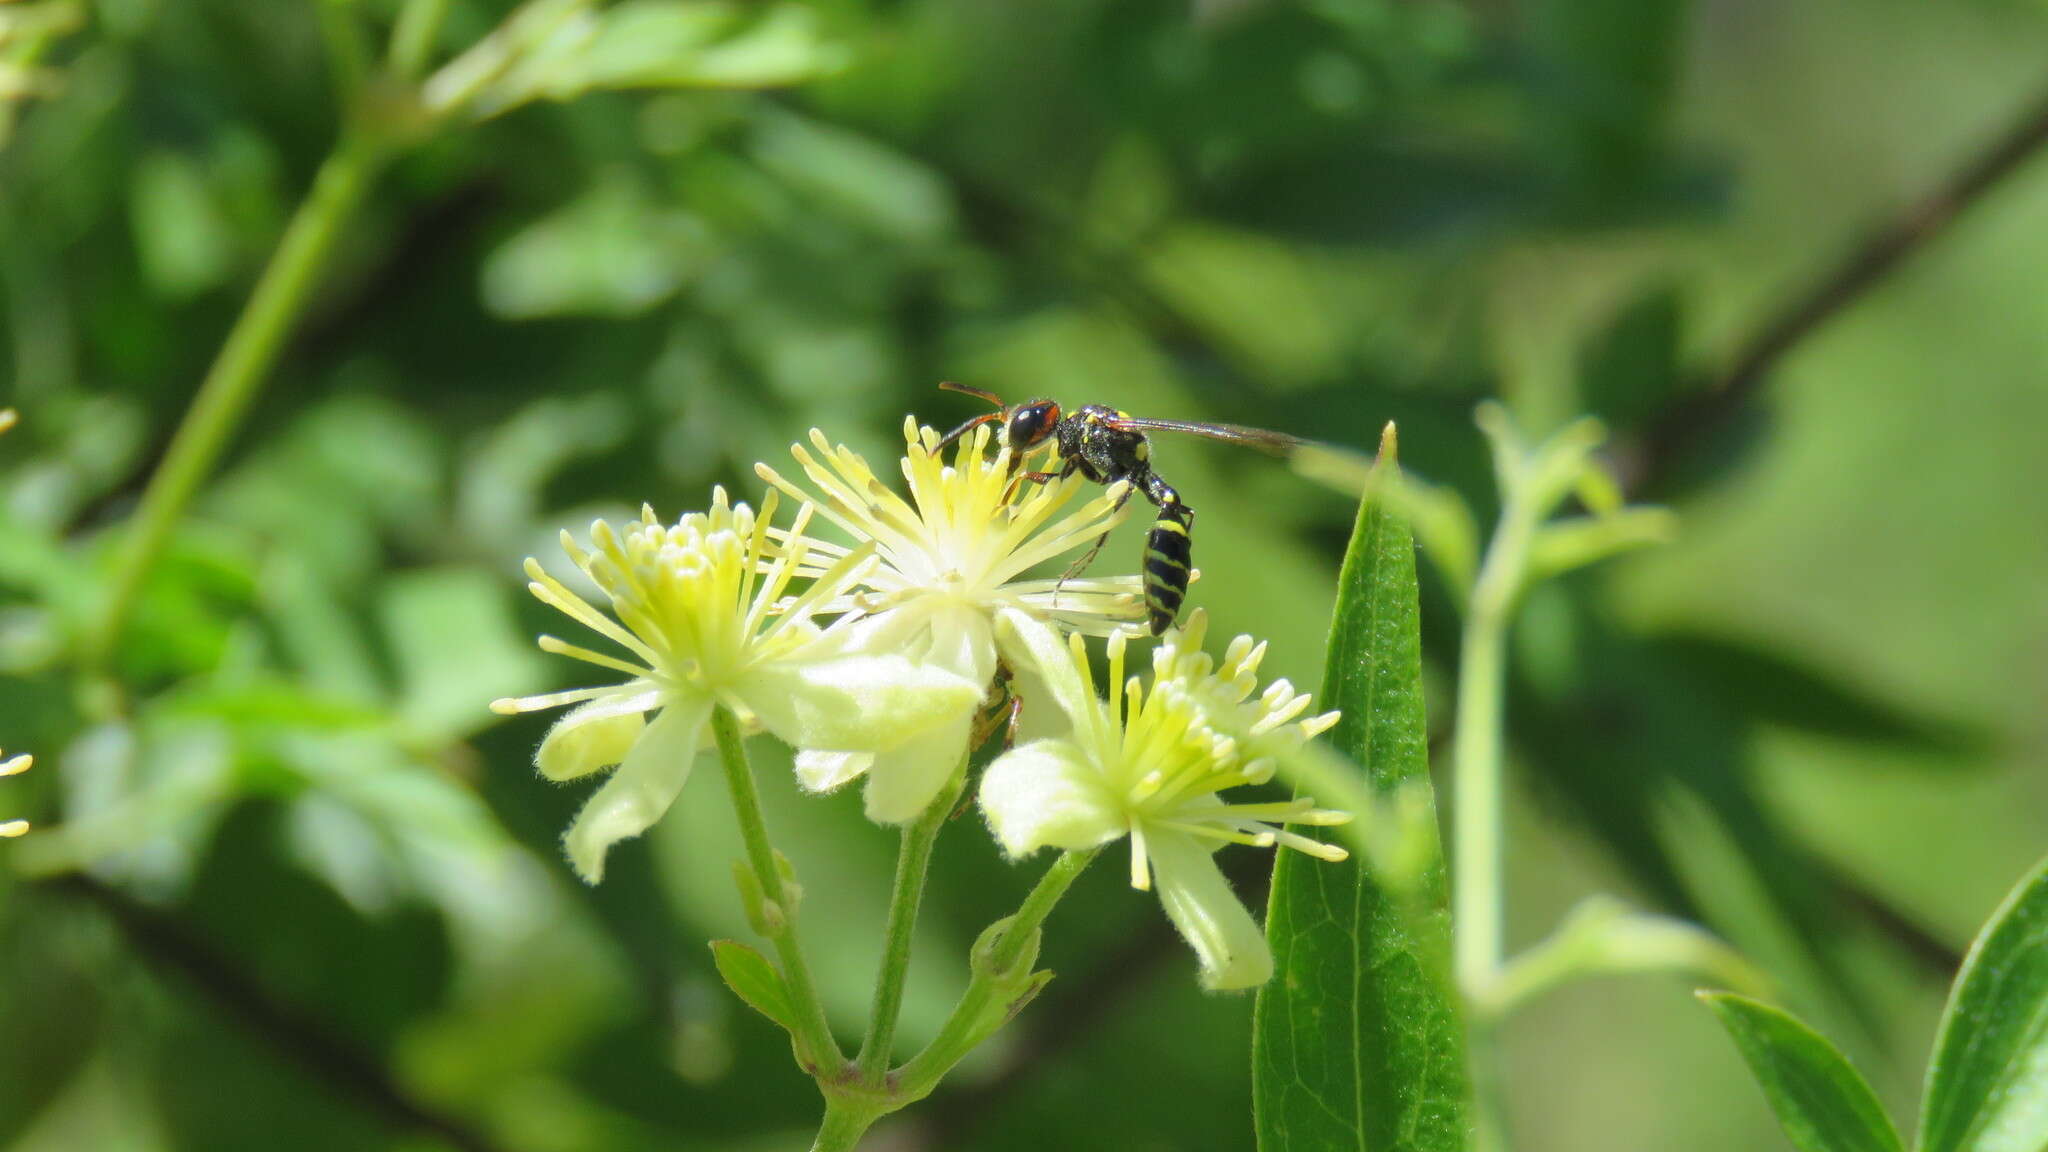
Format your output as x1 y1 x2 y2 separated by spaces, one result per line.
2 0 2046 1149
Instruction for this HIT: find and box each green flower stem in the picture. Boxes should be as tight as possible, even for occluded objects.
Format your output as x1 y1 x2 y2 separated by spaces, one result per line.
1453 463 1543 1152
388 0 453 81
893 847 1098 1099
855 768 963 1083
809 1098 883 1152
710 707 844 1074
86 131 388 671
1452 508 1534 996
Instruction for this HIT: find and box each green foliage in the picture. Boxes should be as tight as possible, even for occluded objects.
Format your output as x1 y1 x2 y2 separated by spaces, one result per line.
1256 429 1469 1151
1702 993 1905 1152
1 0 2045 1148
1919 855 2048 1152
1708 855 2048 1152
711 938 797 1034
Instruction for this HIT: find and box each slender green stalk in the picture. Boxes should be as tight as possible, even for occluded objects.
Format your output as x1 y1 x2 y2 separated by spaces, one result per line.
1453 459 1543 1152
809 1098 882 1152
895 847 1097 1096
86 132 388 670
710 707 844 1074
855 769 962 1082
387 0 453 82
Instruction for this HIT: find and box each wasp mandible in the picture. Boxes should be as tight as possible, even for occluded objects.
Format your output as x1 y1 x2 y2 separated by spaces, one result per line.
935 382 1306 634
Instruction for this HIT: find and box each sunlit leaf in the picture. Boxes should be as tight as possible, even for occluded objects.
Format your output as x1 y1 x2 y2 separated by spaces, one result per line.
710 939 796 1033
1919 854 2048 1152
1701 992 1904 1152
380 568 546 743
1255 425 1469 1151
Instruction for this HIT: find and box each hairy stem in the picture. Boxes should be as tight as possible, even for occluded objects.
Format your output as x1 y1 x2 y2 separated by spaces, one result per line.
895 847 1097 1098
710 707 843 1073
809 1097 881 1152
87 132 387 670
856 769 962 1082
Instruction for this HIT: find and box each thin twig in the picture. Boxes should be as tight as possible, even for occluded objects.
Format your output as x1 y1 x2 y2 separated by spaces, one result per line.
1634 84 2048 492
49 875 510 1152
915 848 1272 1147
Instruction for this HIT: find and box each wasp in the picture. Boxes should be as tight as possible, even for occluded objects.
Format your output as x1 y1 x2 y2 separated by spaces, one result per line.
935 382 1306 635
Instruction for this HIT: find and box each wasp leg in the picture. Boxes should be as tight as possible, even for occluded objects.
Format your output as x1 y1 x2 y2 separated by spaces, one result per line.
1052 481 1137 609
1002 451 1078 500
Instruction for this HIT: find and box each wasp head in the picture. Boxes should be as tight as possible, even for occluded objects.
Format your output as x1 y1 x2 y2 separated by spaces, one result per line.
1003 400 1062 450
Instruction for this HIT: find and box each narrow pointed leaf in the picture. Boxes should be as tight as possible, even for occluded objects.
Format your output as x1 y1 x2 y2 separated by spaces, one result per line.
710 939 797 1034
1919 854 2048 1152
1700 992 1904 1152
1255 424 1470 1151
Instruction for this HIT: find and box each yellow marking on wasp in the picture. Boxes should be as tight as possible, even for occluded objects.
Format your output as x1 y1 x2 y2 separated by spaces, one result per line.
1153 518 1189 535
1135 440 1150 461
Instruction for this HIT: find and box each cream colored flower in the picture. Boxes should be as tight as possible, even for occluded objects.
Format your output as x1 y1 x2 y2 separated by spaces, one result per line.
753 419 1146 822
977 613 1349 990
1147 609 1339 780
0 749 30 838
493 489 984 881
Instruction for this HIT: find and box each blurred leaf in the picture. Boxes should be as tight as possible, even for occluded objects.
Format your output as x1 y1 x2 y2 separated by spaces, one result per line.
748 106 955 246
576 2 843 91
1489 895 1768 1015
1919 854 2048 1152
1524 507 1677 585
379 568 546 743
1255 426 1469 1151
1652 634 1985 755
130 150 235 298
710 939 796 1033
0 896 105 1144
491 0 844 114
481 172 712 319
1701 992 1904 1152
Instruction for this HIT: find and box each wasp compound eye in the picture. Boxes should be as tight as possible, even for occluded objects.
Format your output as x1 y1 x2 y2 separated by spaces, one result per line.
1006 401 1062 448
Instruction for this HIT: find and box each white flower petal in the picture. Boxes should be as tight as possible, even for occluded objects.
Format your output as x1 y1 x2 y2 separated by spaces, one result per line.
860 707 974 824
1003 660 1071 746
534 688 663 781
563 697 713 883
919 602 998 686
994 609 1097 735
1147 829 1272 991
736 654 981 752
794 749 872 793
978 739 1123 857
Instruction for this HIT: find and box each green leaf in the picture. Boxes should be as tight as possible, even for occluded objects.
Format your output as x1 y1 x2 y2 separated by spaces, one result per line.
1919 854 2048 1152
710 939 796 1034
379 568 546 743
493 1 844 112
1255 424 1470 1151
1700 992 1904 1152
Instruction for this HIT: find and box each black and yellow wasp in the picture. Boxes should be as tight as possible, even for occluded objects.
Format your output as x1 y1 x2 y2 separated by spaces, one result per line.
936 382 1306 634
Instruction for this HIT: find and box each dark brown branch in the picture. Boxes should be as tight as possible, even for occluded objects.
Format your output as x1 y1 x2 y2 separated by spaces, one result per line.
1635 83 2048 492
49 875 510 1152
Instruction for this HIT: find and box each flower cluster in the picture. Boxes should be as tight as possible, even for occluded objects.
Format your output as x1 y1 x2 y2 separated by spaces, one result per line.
501 415 1352 986
979 611 1346 989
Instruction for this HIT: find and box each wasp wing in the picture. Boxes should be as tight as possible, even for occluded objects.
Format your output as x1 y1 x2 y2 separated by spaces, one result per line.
1104 416 1309 457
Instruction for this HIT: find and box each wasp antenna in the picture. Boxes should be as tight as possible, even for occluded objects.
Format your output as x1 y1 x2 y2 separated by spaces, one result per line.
935 411 1001 451
938 380 1006 408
